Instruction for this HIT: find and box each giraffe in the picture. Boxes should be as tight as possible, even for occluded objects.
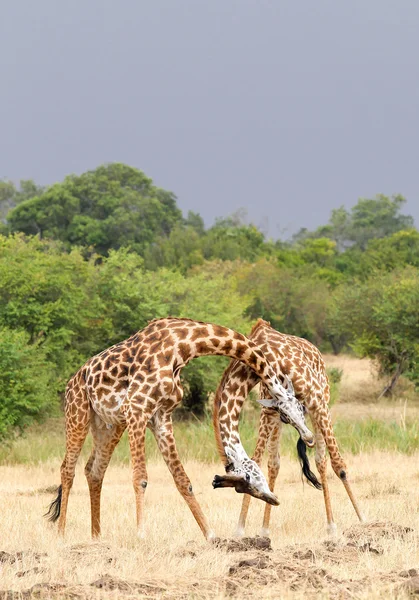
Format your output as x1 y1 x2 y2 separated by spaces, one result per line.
212 319 365 537
45 317 315 541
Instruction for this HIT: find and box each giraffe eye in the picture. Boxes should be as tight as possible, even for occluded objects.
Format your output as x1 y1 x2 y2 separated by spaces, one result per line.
245 473 250 482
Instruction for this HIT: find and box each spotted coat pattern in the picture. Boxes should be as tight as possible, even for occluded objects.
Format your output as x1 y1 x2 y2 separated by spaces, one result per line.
213 319 365 536
56 317 303 540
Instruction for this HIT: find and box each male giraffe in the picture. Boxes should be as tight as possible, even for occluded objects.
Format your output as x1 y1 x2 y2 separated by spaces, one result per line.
212 319 365 536
46 317 314 541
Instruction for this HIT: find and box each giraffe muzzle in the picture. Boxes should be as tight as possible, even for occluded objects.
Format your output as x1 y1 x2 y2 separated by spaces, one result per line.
303 434 315 448
212 474 280 506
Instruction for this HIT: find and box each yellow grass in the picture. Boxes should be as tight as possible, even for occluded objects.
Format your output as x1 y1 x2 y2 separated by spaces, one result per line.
0 452 418 599
1 354 418 598
324 354 417 407
324 354 384 403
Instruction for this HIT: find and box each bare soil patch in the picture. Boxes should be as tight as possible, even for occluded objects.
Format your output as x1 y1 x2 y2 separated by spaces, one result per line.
214 536 272 552
1 456 419 599
0 521 416 599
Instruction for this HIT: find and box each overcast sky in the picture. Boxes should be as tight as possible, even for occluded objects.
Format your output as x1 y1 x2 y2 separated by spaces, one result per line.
1 1 418 238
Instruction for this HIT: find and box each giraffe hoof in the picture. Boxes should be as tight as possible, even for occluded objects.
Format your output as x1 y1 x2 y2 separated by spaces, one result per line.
233 527 245 538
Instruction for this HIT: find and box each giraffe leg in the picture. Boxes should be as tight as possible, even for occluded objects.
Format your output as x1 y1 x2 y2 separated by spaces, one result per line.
84 415 126 538
317 410 365 525
49 378 91 537
235 410 272 538
150 410 214 540
260 419 282 537
125 399 154 539
311 417 336 535
57 415 90 536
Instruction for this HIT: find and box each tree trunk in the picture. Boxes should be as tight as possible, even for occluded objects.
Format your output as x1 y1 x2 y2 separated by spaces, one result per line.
379 362 404 398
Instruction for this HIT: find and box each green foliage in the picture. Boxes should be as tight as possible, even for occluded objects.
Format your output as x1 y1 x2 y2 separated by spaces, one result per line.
0 162 418 439
348 229 419 277
145 220 271 272
348 195 413 249
202 222 269 262
2 412 419 464
148 262 251 414
0 328 55 440
143 224 204 272
0 179 43 221
238 259 331 347
327 367 343 406
295 194 413 251
0 235 254 420
330 267 419 391
8 164 182 255
0 234 111 389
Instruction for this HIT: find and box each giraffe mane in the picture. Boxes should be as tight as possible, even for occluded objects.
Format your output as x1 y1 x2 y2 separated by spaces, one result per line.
249 318 271 337
212 360 238 467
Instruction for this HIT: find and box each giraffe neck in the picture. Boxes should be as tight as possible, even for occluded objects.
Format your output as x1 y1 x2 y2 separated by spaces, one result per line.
213 362 259 467
173 322 282 393
168 321 286 479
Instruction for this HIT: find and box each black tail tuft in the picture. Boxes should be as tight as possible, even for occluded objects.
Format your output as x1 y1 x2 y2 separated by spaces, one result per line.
44 485 62 522
297 438 322 490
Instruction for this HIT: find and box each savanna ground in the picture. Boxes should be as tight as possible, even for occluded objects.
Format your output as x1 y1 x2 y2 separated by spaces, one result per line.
1 356 419 599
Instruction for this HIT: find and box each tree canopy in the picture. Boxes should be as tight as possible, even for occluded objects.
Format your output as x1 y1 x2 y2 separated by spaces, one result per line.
7 164 182 255
0 162 417 438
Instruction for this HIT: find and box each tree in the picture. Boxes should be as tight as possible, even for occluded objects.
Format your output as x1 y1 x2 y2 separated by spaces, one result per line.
293 195 414 251
0 180 16 221
8 164 182 255
236 259 332 347
143 223 204 272
348 195 414 249
184 211 205 235
0 234 110 389
330 267 419 394
0 179 43 223
202 222 269 262
299 238 338 267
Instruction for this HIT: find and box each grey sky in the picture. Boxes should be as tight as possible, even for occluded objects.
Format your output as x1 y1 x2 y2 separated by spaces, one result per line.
1 1 418 238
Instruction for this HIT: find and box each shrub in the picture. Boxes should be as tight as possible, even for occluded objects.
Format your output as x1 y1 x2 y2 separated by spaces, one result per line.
0 328 55 440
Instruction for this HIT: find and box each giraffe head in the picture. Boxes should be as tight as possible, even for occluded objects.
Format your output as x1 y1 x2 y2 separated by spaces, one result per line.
212 446 280 505
263 375 315 447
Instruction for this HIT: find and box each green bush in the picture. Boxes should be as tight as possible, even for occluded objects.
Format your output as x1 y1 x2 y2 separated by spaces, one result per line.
0 328 55 440
327 367 343 406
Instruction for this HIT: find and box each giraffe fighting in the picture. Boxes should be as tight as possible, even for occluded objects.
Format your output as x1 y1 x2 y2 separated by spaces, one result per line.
45 317 314 540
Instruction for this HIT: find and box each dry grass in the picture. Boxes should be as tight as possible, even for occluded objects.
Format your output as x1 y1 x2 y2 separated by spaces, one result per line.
331 400 419 423
324 354 384 403
323 354 417 405
1 354 418 598
0 452 418 599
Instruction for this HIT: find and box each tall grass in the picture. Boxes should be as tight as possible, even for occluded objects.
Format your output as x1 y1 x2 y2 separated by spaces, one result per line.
1 411 418 466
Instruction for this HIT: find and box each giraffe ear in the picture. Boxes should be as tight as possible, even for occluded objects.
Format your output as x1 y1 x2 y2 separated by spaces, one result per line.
258 398 277 408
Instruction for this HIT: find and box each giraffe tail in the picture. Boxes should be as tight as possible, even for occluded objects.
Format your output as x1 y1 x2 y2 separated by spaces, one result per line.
44 485 62 522
296 438 322 490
